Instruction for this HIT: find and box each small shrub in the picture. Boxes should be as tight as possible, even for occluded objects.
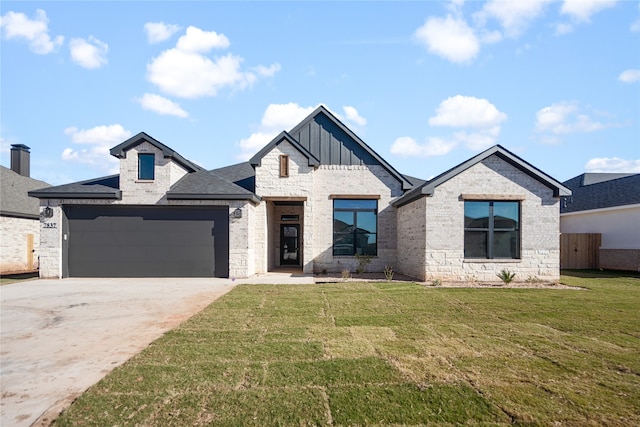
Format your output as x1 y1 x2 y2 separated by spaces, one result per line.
497 269 516 285
525 275 541 284
431 279 442 287
384 266 394 281
341 269 351 281
354 254 372 274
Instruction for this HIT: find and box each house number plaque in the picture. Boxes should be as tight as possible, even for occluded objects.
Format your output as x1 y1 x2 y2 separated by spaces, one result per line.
43 223 57 229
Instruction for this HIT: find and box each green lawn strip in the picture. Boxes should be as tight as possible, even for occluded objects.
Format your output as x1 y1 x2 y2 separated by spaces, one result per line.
55 272 640 426
327 383 508 426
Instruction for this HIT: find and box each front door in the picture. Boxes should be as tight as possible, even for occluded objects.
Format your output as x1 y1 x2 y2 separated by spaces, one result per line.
280 224 300 265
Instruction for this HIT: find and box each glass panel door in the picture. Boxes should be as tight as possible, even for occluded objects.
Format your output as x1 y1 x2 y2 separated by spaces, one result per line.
280 224 300 265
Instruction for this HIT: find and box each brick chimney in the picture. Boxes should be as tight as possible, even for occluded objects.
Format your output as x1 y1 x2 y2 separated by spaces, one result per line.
10 144 31 177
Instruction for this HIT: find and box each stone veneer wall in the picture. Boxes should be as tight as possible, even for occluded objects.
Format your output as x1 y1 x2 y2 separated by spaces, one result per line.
396 197 427 280
398 155 561 283
0 216 41 274
119 141 189 204
254 141 404 275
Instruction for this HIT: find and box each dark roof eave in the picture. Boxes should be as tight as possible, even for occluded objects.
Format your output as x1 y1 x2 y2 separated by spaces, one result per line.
27 191 122 200
393 145 571 207
167 193 261 204
0 211 40 220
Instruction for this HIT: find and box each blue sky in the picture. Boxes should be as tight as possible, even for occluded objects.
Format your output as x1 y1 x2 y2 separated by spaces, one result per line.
1 1 638 186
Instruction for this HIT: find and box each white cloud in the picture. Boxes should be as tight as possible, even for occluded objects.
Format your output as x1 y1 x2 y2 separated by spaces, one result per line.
0 9 63 54
475 0 552 38
176 26 230 53
137 93 188 118
148 50 251 98
560 0 617 23
144 22 180 44
237 131 278 158
343 106 367 127
390 136 457 157
429 95 507 128
254 63 282 77
147 25 279 98
69 36 108 69
585 157 640 173
0 137 10 154
413 15 480 64
618 69 640 83
392 95 506 157
453 126 502 151
236 103 317 160
259 103 316 130
554 22 575 35
535 101 609 136
62 124 131 173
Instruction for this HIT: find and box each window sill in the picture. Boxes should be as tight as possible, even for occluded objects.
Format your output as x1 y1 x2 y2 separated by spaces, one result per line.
333 255 378 259
136 179 155 183
464 258 521 263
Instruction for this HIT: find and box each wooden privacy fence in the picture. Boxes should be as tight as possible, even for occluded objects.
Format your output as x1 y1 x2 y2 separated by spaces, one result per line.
560 233 601 269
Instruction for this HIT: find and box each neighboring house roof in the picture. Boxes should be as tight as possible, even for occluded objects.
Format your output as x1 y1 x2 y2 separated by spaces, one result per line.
29 175 121 199
1 166 51 219
393 144 572 207
251 105 413 190
167 170 261 203
110 132 203 173
561 173 640 214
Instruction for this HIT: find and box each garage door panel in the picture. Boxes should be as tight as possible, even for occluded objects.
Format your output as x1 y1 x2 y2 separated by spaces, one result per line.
64 206 228 278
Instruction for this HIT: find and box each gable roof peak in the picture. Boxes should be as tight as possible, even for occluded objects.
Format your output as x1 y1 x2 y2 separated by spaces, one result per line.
109 132 202 173
393 144 571 207
249 131 320 167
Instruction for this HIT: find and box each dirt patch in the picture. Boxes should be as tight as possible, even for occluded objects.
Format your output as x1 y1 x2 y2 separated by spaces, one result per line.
314 272 583 289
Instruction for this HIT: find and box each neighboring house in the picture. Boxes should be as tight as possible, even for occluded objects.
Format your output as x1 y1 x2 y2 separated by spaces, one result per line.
561 173 640 271
1 145 50 274
29 105 570 282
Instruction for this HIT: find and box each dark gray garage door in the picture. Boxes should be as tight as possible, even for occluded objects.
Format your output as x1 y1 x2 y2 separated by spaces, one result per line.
63 206 229 278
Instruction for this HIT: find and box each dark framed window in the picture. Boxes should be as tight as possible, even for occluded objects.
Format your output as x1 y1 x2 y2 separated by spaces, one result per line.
279 155 289 177
138 153 155 180
333 199 377 256
464 201 520 259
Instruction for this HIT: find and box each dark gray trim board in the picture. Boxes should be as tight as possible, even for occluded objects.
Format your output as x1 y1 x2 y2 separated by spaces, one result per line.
393 145 571 207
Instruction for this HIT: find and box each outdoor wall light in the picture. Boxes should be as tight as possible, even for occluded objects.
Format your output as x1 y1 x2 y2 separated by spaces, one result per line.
42 206 54 218
233 208 242 218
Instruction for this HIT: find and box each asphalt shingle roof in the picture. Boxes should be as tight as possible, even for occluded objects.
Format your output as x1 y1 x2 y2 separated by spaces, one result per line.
28 175 120 199
167 169 260 202
561 173 640 213
0 166 50 218
209 162 256 192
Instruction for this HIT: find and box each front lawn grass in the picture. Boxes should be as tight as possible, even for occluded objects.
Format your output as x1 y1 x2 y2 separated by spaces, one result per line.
55 270 640 426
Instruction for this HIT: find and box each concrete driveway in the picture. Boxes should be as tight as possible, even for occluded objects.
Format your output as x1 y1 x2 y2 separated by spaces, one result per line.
1 277 236 427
